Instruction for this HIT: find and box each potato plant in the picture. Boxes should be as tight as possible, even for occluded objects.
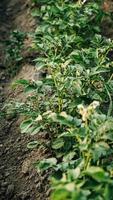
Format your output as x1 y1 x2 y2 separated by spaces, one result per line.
6 0 113 199
5 30 26 76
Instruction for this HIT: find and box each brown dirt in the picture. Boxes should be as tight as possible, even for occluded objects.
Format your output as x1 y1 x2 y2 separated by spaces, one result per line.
101 1 113 38
0 0 50 200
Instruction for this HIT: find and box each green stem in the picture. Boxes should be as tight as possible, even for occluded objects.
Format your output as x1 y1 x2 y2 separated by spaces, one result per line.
105 84 112 117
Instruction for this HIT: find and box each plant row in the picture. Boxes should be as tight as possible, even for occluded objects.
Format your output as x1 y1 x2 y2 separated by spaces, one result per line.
6 0 113 199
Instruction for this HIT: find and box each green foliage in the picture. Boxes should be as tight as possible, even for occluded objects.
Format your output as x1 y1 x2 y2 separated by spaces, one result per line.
27 141 39 149
5 30 26 75
6 0 113 199
34 157 57 171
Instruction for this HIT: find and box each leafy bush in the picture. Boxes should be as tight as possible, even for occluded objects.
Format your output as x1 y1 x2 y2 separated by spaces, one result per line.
5 30 26 75
7 0 113 199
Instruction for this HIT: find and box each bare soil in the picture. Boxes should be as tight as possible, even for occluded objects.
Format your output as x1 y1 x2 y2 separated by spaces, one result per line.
0 1 50 199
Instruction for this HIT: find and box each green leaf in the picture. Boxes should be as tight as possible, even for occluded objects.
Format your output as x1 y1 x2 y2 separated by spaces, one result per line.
103 184 110 200
56 113 74 127
13 79 29 87
20 119 33 133
52 138 64 150
69 167 81 179
30 126 42 135
63 152 76 162
35 157 57 171
85 167 109 183
72 189 90 200
51 112 81 127
27 141 39 149
92 142 109 162
24 85 37 93
51 189 70 200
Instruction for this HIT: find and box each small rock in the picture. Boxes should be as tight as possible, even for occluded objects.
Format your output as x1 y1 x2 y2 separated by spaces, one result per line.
21 160 30 175
17 156 21 161
17 147 21 152
0 144 3 147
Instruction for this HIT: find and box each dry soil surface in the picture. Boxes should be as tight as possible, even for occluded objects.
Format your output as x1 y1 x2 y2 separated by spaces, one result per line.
0 1 50 199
